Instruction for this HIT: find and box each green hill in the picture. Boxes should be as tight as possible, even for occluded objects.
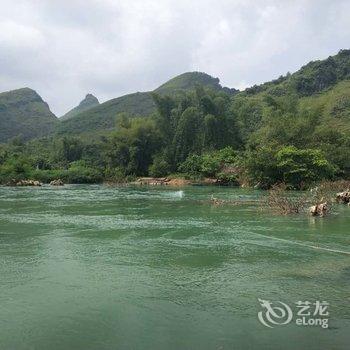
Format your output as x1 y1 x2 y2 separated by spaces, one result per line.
56 72 236 135
56 92 155 135
229 49 350 183
243 49 350 97
61 94 99 120
155 71 238 95
233 49 350 138
300 79 350 130
0 88 58 143
1 50 350 186
2 51 350 143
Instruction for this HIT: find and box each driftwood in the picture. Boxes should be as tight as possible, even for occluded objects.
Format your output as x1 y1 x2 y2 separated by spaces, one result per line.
336 190 350 204
50 179 64 186
309 202 328 217
134 177 191 186
136 177 171 185
208 182 349 217
266 184 307 215
210 195 226 205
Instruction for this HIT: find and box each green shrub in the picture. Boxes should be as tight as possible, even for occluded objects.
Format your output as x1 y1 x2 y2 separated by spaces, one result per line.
276 146 335 189
216 172 239 185
30 166 103 184
0 157 32 183
178 154 203 176
178 147 237 179
149 155 170 177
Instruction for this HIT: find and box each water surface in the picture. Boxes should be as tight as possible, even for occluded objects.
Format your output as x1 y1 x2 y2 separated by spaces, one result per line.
0 185 349 349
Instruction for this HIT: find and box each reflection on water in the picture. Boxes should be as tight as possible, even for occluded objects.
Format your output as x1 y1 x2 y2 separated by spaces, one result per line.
0 185 349 350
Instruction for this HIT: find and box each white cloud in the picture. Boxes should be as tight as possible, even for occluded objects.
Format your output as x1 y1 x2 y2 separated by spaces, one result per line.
0 0 349 115
0 20 45 49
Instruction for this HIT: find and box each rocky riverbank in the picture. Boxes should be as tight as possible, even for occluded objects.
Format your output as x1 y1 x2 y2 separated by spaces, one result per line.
131 177 223 186
4 179 65 187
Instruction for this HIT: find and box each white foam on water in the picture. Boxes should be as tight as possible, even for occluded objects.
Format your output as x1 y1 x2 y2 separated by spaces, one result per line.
167 190 184 198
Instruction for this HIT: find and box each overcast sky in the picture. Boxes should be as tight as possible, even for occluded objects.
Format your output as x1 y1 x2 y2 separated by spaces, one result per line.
0 0 349 116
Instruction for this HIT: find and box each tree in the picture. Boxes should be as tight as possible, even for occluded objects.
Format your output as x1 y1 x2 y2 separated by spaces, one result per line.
276 146 335 189
54 137 83 166
173 107 202 165
244 146 279 188
149 154 170 177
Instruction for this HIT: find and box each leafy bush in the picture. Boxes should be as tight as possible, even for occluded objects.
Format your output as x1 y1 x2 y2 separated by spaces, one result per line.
200 153 221 177
243 147 280 188
178 147 238 181
0 157 32 183
216 172 239 185
244 146 336 189
178 154 203 176
276 146 335 188
149 154 170 177
30 167 103 184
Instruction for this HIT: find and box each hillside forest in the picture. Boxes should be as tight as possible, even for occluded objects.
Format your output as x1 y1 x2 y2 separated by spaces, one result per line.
1 50 350 189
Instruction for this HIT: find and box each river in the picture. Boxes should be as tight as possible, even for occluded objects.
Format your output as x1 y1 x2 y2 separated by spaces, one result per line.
0 185 349 349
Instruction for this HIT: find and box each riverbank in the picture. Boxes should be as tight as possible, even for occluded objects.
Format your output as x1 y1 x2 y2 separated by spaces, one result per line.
2 177 350 191
129 177 221 187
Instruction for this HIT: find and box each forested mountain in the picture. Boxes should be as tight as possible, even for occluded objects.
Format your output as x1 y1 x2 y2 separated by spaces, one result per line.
0 88 58 143
243 49 350 97
1 50 350 188
233 49 350 144
61 94 99 120
155 72 238 95
229 49 350 187
56 72 235 136
56 92 154 135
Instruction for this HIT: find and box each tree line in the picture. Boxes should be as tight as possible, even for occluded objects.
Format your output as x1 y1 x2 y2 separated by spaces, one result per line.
1 84 349 189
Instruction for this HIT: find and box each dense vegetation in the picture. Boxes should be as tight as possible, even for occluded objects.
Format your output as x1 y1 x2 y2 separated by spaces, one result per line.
1 50 350 189
56 72 236 136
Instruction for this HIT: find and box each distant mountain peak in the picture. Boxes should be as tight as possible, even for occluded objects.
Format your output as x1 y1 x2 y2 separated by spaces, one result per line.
61 93 99 120
57 71 239 135
0 87 44 105
155 71 238 95
80 93 99 106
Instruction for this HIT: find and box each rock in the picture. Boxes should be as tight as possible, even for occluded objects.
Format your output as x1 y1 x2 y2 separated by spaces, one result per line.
210 195 225 205
336 190 350 204
50 179 64 186
16 179 42 187
135 177 191 186
136 177 173 186
166 178 191 186
136 177 165 185
5 179 17 186
309 202 328 217
203 178 218 185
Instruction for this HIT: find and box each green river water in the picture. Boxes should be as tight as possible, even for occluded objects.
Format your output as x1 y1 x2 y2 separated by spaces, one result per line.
0 185 349 350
